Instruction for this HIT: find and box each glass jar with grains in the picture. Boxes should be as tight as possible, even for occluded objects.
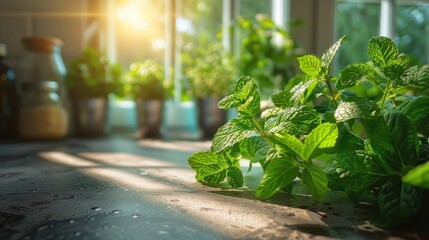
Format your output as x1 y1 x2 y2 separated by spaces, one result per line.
18 81 68 140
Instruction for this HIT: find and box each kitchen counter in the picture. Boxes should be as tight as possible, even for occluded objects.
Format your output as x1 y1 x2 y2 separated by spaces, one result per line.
0 135 427 240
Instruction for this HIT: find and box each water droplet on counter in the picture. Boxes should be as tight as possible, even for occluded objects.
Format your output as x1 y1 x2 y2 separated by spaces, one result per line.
131 214 140 219
158 230 168 235
91 207 101 211
38 225 49 231
69 220 75 224
112 210 120 214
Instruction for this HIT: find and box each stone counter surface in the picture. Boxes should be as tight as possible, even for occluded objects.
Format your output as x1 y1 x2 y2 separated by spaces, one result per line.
0 135 427 240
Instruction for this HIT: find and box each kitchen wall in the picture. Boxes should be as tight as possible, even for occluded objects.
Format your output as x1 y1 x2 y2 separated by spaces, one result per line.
0 0 103 70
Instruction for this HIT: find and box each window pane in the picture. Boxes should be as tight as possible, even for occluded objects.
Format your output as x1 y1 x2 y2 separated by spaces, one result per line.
115 0 165 65
396 0 429 64
334 1 380 71
239 0 272 20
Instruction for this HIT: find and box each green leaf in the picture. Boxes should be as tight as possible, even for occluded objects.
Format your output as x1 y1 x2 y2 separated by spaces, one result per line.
397 96 429 136
227 166 244 188
222 76 261 117
269 105 322 136
303 122 339 160
301 164 329 202
290 79 321 105
333 127 364 154
188 151 228 184
321 35 347 71
271 133 305 160
402 161 429 188
256 154 299 199
335 96 379 122
368 36 399 68
297 55 321 76
271 91 291 108
383 63 405 85
362 112 418 173
239 135 271 163
325 151 384 192
400 65 429 87
378 178 422 227
218 94 241 110
337 63 372 89
212 117 254 153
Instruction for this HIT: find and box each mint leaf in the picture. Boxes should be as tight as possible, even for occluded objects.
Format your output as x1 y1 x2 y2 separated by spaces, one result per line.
271 91 291 108
303 122 338 160
386 112 418 166
212 117 254 153
256 154 299 199
335 96 379 122
221 76 260 117
383 63 405 85
227 166 244 188
270 105 322 136
402 161 429 188
297 55 321 76
368 36 399 68
362 113 418 172
290 79 322 105
239 136 271 163
397 96 429 136
400 65 429 87
333 127 364 154
188 151 228 184
378 178 422 227
337 63 372 89
325 151 384 192
271 133 305 160
301 164 329 202
321 35 347 71
218 94 241 110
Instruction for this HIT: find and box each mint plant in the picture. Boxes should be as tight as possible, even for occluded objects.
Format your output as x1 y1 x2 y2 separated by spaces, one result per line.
188 36 429 228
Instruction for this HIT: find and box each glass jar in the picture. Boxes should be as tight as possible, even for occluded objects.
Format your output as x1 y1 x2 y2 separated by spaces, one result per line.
0 43 19 140
18 81 68 140
19 36 67 106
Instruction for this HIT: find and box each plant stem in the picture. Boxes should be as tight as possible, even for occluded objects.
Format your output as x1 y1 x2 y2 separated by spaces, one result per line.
252 116 273 146
324 75 338 107
380 79 391 108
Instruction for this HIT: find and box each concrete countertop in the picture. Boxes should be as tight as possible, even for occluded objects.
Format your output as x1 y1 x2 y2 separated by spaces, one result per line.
0 135 427 240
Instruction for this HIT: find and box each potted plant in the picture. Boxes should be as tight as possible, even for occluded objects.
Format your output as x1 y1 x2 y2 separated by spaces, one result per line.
124 59 171 139
184 42 234 139
66 47 123 137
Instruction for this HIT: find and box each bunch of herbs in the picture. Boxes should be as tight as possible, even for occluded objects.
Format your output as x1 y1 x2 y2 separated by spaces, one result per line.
188 36 429 227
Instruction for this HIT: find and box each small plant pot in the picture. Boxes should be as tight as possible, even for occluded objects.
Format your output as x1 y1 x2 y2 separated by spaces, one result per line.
71 97 109 138
135 99 164 139
197 97 227 139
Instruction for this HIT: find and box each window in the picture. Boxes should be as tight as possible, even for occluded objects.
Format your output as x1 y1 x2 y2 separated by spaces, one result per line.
335 0 429 72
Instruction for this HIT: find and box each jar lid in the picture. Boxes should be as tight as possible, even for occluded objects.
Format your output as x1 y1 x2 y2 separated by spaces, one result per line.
21 81 59 91
0 43 7 57
22 36 63 53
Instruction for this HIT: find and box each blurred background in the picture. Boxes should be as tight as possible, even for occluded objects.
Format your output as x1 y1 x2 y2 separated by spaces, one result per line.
1 0 428 141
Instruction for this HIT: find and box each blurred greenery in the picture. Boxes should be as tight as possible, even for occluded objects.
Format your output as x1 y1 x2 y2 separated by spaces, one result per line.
124 60 173 100
184 42 234 98
66 47 123 99
237 15 302 99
